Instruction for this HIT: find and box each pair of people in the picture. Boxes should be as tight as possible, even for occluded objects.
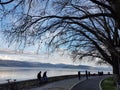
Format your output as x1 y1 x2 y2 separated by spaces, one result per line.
37 71 48 83
78 70 89 80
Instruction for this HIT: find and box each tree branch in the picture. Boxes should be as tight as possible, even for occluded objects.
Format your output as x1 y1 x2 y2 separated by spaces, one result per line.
35 13 113 20
90 0 115 14
0 0 14 4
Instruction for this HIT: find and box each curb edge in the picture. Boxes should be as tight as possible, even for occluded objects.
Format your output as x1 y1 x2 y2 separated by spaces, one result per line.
69 77 86 90
99 78 104 90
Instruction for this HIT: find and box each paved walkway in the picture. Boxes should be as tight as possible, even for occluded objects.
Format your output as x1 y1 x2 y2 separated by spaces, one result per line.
25 75 110 90
71 76 109 90
25 77 86 90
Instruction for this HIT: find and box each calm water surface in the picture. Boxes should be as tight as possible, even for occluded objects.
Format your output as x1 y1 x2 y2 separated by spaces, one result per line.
0 67 112 84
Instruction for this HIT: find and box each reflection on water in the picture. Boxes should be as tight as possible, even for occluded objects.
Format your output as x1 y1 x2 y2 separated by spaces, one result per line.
0 67 112 84
0 67 79 84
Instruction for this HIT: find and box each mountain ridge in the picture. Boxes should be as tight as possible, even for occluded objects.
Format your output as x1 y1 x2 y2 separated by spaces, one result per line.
0 60 112 71
0 60 91 69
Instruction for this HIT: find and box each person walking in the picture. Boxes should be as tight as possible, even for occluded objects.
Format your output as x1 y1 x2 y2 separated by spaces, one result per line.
85 70 88 79
37 71 42 84
78 71 81 80
43 71 48 82
88 72 91 77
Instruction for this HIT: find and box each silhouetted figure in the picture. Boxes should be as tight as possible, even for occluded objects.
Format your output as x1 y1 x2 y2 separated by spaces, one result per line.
98 71 104 76
88 72 91 77
43 71 48 82
37 71 41 84
101 71 104 75
37 71 41 80
78 71 81 80
85 70 88 79
108 72 110 75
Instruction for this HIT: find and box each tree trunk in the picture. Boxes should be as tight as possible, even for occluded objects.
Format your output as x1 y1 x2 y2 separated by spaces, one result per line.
109 0 120 28
112 57 120 86
113 65 119 85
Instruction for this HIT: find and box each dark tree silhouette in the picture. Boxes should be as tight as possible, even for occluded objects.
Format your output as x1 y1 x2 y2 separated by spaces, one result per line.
0 0 120 83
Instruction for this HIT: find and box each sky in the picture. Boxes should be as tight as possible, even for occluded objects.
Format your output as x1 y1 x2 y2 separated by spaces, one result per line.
0 1 93 66
0 0 110 67
0 32 99 66
0 44 91 65
0 47 104 67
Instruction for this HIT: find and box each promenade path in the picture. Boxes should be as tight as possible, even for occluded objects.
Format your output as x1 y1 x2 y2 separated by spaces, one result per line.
71 76 109 90
25 75 110 90
24 77 86 90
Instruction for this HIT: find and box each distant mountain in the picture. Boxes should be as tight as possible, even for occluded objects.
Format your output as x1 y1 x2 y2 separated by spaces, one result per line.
0 60 92 69
0 60 112 71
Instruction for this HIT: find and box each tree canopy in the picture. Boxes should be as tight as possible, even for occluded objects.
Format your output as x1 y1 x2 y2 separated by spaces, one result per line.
0 0 120 67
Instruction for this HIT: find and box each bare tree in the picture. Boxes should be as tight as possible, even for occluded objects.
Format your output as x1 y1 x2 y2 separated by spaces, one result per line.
0 0 120 83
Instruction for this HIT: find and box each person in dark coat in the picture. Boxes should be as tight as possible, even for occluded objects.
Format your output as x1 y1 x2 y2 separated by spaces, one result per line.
37 71 41 82
43 71 48 82
85 70 88 79
88 72 91 77
78 71 81 80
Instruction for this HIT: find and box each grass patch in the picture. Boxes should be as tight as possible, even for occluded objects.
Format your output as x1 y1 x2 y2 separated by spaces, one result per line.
101 77 116 90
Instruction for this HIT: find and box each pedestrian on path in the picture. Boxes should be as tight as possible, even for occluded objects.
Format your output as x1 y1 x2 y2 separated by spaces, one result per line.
78 71 81 80
88 72 91 77
43 71 48 82
85 70 88 79
37 71 42 84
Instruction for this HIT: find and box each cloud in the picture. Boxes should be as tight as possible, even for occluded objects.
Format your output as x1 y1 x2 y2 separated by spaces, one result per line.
0 47 76 65
0 34 101 66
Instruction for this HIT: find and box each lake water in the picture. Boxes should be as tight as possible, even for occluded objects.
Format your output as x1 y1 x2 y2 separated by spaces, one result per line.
0 67 112 84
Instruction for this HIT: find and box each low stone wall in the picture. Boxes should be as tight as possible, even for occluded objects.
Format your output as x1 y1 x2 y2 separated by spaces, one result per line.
0 75 78 90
